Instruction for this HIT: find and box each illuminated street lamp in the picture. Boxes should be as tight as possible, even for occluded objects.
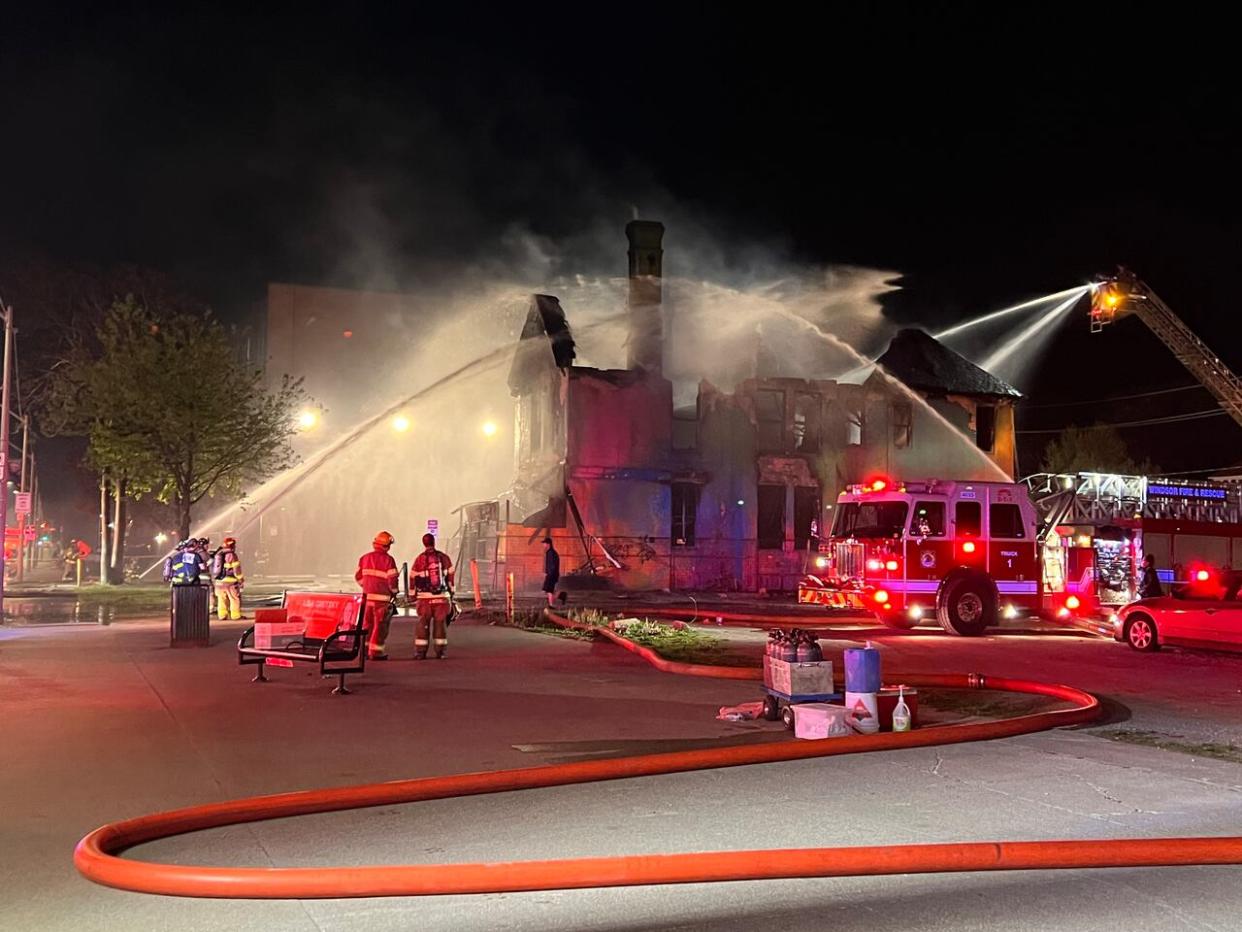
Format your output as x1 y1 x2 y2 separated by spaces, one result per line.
392 414 411 433
154 532 168 545
481 420 498 437
296 409 319 431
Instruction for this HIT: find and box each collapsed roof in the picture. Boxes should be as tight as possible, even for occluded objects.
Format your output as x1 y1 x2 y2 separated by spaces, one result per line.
875 328 1021 399
508 294 576 394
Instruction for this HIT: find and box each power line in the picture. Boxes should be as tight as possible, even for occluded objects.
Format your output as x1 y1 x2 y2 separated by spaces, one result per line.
1021 384 1205 409
1016 408 1228 435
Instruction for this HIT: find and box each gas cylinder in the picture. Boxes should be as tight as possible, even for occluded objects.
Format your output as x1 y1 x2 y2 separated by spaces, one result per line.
795 634 821 663
778 634 798 663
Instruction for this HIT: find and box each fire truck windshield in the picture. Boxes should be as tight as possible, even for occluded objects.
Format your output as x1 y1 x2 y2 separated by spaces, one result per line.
833 501 909 539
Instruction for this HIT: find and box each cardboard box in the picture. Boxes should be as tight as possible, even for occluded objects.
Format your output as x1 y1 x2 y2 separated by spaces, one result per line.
763 656 834 697
792 703 851 740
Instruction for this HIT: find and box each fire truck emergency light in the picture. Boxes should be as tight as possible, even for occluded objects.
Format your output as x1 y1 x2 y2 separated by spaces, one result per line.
1195 569 1211 582
1065 596 1081 610
873 589 889 603
961 541 977 554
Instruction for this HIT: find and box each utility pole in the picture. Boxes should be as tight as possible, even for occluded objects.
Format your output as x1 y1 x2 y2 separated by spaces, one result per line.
0 304 13 618
16 414 28 581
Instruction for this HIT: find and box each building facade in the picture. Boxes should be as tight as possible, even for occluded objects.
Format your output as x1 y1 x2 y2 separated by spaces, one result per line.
461 222 1023 594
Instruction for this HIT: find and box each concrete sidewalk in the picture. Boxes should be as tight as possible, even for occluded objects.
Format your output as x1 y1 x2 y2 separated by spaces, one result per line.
2 615 1241 931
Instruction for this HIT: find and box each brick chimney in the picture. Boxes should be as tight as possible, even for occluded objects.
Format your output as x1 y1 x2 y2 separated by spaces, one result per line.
625 220 664 373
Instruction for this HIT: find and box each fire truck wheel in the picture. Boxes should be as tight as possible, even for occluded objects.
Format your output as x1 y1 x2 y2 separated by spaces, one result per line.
762 694 781 721
1124 614 1160 652
781 705 796 729
937 574 996 637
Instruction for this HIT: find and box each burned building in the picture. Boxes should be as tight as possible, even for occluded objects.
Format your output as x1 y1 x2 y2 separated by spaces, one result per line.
459 222 1022 594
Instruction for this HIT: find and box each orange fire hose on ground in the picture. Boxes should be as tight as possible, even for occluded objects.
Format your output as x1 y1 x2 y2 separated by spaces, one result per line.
74 608 1242 899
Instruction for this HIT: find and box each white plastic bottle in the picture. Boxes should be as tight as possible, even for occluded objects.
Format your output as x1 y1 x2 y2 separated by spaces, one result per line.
892 687 912 733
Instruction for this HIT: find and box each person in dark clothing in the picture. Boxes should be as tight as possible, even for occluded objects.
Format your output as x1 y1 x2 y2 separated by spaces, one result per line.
1138 553 1163 600
542 537 560 606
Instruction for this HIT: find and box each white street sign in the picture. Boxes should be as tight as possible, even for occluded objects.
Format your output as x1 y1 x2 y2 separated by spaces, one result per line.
15 492 31 515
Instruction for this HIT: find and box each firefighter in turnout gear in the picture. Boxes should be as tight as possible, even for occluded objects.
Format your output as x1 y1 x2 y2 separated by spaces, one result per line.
411 533 454 659
212 537 245 621
356 531 400 660
165 540 206 586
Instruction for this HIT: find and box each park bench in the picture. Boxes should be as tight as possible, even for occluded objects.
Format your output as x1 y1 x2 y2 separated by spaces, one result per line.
237 591 371 694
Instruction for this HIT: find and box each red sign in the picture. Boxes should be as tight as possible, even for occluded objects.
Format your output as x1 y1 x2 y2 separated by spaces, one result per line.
285 592 364 640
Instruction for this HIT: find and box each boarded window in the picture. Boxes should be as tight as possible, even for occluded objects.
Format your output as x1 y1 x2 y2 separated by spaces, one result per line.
671 483 699 547
757 485 786 549
975 404 996 452
793 393 821 453
911 500 946 537
756 389 786 452
892 402 913 449
955 500 981 537
989 503 1025 539
794 486 821 550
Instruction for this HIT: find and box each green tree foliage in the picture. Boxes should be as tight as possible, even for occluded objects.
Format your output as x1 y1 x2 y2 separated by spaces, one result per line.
1039 424 1158 475
42 298 304 544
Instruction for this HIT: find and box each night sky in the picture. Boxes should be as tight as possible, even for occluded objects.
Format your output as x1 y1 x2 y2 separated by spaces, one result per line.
4 4 1241 528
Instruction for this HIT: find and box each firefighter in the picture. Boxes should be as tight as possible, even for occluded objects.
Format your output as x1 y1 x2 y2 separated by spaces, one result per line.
1138 553 1163 600
212 536 245 621
167 539 206 586
411 533 454 659
356 531 400 660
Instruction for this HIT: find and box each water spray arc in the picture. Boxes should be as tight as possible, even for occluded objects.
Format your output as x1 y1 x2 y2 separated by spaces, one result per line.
933 285 1091 341
980 290 1086 373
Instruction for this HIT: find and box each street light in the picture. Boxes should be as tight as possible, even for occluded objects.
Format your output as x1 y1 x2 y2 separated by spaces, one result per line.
154 532 168 545
481 420 498 437
392 414 411 433
297 410 319 431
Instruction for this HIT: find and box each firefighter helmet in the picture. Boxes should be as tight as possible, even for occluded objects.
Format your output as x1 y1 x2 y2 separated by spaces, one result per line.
223 537 237 549
373 531 395 549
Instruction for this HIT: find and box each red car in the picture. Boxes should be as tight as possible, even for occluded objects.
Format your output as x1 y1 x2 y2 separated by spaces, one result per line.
1115 571 1242 652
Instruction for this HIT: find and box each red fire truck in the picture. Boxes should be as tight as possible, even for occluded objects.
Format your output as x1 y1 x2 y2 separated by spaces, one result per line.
798 477 1089 636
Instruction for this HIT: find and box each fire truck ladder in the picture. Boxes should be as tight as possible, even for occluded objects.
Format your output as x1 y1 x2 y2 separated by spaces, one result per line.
1091 268 1242 428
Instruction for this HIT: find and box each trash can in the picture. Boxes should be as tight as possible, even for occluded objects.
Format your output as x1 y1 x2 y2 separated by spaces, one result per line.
170 584 211 647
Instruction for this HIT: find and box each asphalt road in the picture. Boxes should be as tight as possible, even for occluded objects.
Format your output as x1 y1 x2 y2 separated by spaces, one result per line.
2 612 1240 931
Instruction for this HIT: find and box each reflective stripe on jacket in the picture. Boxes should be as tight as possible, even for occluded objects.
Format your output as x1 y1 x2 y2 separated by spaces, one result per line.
213 548 244 584
356 548 399 598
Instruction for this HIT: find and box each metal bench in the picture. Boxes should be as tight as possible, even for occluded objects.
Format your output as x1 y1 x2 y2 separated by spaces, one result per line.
237 592 370 694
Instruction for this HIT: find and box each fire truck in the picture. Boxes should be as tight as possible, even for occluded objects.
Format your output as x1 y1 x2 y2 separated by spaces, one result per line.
798 477 1090 636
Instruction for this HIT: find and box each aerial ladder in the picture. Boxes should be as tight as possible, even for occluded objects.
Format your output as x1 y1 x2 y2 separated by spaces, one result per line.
1090 268 1242 428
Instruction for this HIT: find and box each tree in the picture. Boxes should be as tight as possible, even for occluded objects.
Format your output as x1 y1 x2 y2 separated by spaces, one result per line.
1039 424 1159 475
42 299 304 571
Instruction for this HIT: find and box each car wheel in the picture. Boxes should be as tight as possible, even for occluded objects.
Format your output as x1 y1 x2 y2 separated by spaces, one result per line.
762 694 781 721
1124 614 1160 652
781 705 795 729
937 575 996 637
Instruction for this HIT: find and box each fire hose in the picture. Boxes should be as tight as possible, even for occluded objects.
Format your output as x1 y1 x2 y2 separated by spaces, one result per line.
74 609 1242 899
